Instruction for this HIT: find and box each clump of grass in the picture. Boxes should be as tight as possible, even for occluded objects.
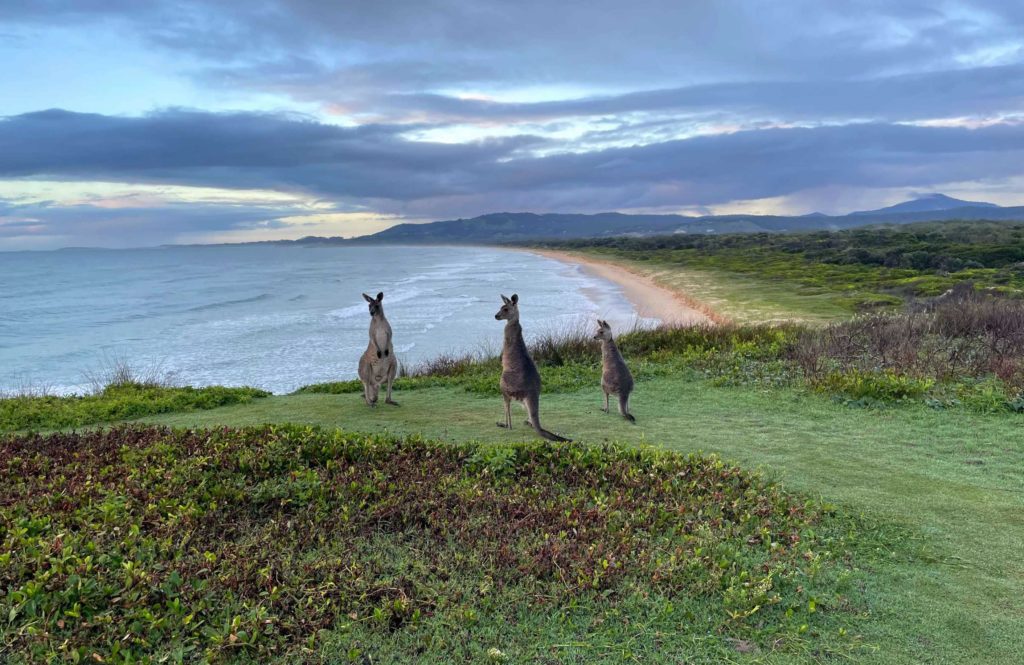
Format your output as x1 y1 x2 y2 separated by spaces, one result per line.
528 321 600 367
0 424 866 663
80 354 177 394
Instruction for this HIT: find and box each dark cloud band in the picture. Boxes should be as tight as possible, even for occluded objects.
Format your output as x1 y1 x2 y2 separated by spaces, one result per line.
2 108 1023 229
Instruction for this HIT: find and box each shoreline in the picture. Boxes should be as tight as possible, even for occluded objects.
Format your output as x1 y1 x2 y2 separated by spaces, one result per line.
526 248 719 326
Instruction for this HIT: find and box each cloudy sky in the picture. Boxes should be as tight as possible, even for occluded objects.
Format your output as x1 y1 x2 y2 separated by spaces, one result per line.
1 1 1023 249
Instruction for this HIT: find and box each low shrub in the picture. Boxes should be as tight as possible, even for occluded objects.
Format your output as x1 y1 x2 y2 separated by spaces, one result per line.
812 369 934 402
0 425 863 662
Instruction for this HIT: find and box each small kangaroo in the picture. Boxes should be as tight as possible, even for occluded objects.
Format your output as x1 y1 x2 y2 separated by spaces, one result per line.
494 293 570 442
357 291 398 407
594 319 635 422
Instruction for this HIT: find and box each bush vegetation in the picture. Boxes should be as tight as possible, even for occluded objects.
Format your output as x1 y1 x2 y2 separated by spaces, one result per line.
0 383 270 432
0 424 866 663
795 289 1024 404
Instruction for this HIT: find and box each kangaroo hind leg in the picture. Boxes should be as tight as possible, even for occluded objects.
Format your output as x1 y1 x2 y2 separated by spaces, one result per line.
385 361 399 406
497 395 512 428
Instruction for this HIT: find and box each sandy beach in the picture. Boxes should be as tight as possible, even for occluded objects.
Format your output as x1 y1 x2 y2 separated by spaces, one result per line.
528 249 717 326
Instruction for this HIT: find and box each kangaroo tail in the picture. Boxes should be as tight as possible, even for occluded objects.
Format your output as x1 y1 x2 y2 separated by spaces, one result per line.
619 394 636 423
526 393 571 442
537 426 571 442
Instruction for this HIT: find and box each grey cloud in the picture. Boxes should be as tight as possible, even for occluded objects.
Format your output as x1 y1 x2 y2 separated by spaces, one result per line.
491 122 1024 202
0 109 543 200
360 63 1024 125
377 124 1024 218
5 1 1023 101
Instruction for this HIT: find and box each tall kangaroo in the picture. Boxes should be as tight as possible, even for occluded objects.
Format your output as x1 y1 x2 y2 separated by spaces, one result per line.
594 319 635 422
357 291 398 407
494 294 570 442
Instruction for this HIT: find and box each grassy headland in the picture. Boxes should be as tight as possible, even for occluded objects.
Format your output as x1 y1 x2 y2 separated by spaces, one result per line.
3 224 1024 662
1 304 1013 662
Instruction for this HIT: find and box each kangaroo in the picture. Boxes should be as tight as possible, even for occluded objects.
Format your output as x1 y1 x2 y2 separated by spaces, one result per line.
594 319 635 422
494 294 570 442
357 291 398 407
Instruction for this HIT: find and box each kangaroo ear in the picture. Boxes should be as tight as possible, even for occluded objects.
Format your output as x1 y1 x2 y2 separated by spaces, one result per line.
500 294 511 305
362 293 374 303
376 292 384 301
510 294 518 304
601 319 610 329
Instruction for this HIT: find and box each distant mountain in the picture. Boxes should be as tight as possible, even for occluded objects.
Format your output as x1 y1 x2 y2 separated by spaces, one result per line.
850 193 1000 216
341 195 1022 244
358 212 692 244
254 195 1021 247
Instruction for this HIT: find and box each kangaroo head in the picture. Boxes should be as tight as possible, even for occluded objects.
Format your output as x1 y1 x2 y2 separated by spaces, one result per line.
494 293 519 322
362 291 384 317
593 319 613 340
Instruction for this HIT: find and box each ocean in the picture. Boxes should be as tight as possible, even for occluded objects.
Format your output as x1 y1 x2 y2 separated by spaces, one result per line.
0 244 651 394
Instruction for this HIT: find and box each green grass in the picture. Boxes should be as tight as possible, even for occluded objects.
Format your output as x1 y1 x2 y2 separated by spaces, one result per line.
140 376 1024 664
0 383 270 432
2 423 864 663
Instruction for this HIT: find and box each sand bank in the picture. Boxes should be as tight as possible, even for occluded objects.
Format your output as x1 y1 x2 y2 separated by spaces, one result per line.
527 249 717 326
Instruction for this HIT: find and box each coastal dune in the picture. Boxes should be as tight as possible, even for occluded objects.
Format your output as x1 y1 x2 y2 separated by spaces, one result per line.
530 249 716 326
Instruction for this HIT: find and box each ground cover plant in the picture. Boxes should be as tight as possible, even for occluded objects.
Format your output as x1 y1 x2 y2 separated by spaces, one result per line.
529 220 1024 314
0 424 866 663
